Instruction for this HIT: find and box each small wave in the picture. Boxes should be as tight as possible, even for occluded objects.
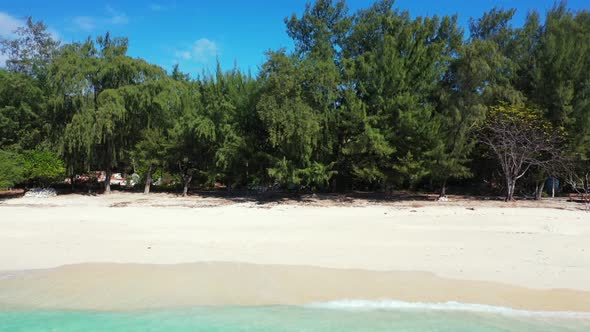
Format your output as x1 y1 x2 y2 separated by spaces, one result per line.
306 300 590 319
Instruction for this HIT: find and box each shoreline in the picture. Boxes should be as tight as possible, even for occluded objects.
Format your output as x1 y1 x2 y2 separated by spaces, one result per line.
0 262 589 312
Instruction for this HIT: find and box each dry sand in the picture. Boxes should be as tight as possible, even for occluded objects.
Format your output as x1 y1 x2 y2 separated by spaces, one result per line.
0 192 589 311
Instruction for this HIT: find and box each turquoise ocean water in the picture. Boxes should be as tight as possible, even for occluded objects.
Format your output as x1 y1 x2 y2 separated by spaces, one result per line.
1 301 589 332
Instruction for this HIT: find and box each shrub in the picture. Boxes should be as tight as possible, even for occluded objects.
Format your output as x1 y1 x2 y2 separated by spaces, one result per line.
21 149 65 187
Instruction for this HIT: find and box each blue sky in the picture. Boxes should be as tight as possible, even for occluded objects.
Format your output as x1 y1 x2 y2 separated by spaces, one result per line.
1 1 588 76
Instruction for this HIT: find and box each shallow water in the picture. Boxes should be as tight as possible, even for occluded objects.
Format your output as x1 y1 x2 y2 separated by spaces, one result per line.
2 302 590 332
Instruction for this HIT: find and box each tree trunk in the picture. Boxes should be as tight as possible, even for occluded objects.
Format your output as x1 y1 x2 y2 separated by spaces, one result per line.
144 166 152 195
505 177 516 201
182 174 192 197
534 180 545 200
439 178 448 198
104 168 112 194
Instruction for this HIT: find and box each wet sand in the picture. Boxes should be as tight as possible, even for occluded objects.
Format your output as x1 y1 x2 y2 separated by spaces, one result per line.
0 262 589 312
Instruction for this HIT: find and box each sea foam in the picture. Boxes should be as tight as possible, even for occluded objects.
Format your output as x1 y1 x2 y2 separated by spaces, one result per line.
306 300 590 319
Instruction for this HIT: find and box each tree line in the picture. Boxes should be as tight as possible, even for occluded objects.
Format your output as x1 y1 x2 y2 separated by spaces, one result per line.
1 0 589 201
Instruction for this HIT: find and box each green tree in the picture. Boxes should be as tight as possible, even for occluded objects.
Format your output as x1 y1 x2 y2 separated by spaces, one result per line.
127 78 183 194
133 128 167 194
0 70 45 149
0 17 59 77
529 3 590 162
0 0 588 201
430 19 491 196
257 51 323 189
212 66 260 190
285 0 350 190
56 33 166 193
166 75 218 196
0 150 24 190
343 1 462 190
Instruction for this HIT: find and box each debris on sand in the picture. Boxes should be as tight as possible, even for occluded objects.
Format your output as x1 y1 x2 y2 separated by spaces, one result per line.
24 188 57 198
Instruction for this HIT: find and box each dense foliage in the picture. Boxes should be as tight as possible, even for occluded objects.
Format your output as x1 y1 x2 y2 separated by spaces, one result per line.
1 0 589 201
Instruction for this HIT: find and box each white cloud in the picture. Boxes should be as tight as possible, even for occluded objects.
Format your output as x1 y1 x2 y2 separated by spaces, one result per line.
0 12 60 68
106 6 128 25
72 16 95 31
175 50 191 60
0 12 61 42
0 53 9 68
0 11 23 37
192 38 220 62
48 28 61 42
71 7 128 32
174 38 220 63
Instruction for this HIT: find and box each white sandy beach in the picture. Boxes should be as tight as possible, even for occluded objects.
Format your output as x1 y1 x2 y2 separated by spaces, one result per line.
0 193 589 311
